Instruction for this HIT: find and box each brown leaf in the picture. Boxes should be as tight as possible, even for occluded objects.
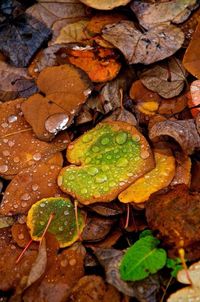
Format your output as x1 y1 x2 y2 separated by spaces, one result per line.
22 65 92 141
82 216 116 242
149 119 200 154
0 61 37 102
0 157 63 216
191 160 200 192
0 98 69 178
183 22 200 79
79 0 131 10
140 58 187 99
11 223 37 249
87 202 125 216
146 185 200 260
26 0 88 28
131 0 199 30
179 7 200 46
171 152 191 186
102 21 184 65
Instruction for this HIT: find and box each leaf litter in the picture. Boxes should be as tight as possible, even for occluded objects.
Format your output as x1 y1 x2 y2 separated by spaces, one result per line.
0 1 200 301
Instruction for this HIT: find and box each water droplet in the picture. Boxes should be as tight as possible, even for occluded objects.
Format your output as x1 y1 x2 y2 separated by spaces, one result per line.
87 166 98 176
59 226 63 231
32 184 39 191
68 174 75 180
8 140 15 147
40 203 45 208
101 137 110 145
84 88 92 97
106 154 112 160
81 188 88 194
60 259 68 267
58 176 63 186
133 134 141 142
117 158 128 167
92 146 100 153
3 150 10 157
13 204 19 209
115 132 127 145
82 134 93 143
45 113 69 134
40 221 45 226
7 115 17 123
1 122 8 128
13 156 20 163
0 165 8 173
69 258 77 266
21 193 30 201
95 173 107 183
64 210 69 216
18 233 24 240
109 181 117 187
21 201 27 208
33 153 41 161
140 150 150 159
101 165 109 172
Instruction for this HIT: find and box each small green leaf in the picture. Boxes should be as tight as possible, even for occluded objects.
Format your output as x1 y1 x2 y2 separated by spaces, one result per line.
166 258 183 277
139 229 153 239
119 235 167 281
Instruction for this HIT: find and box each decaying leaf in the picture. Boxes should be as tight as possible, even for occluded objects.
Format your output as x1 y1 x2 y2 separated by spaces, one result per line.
0 61 37 102
0 14 51 67
171 152 191 186
188 80 200 117
0 156 63 216
191 160 200 192
79 0 131 10
22 64 92 141
87 201 124 217
119 147 175 204
0 216 14 229
149 119 200 154
168 260 200 301
95 248 160 300
146 185 200 260
131 0 199 29
105 108 137 126
56 45 121 83
140 58 187 99
0 98 69 178
102 21 184 65
27 197 85 247
179 6 200 46
183 22 200 79
58 121 154 205
27 0 88 28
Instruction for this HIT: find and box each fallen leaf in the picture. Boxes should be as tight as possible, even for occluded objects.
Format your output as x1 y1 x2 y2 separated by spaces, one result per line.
11 223 36 249
22 64 92 141
0 98 69 178
179 6 200 46
183 22 200 79
54 20 90 44
68 275 121 302
171 152 191 186
56 45 121 83
0 216 14 228
131 0 199 30
79 0 131 10
27 197 85 247
58 121 154 205
95 248 160 300
0 13 51 67
140 58 187 99
168 260 200 301
105 108 137 126
87 202 125 217
102 21 184 65
188 80 200 117
191 160 200 192
196 112 200 134
119 146 175 204
82 215 116 242
146 185 200 260
0 157 63 216
86 228 122 249
26 238 47 289
120 232 167 281
0 61 37 102
149 119 200 154
27 0 88 28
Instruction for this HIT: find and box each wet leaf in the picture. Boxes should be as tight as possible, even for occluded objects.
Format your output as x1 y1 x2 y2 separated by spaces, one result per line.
56 45 121 83
11 223 36 249
22 64 92 141
87 202 125 217
27 0 88 28
149 119 200 154
82 216 116 242
146 185 200 260
79 0 131 10
188 80 200 117
171 152 191 186
191 160 200 192
0 14 51 67
106 108 137 126
119 234 167 281
196 112 200 134
102 21 184 65
140 58 187 99
0 61 37 102
95 248 160 300
119 147 175 204
183 22 200 79
27 197 85 247
0 98 69 178
179 7 200 46
0 157 63 216
58 121 154 205
131 0 199 30
168 260 200 301
0 216 14 229
26 238 47 288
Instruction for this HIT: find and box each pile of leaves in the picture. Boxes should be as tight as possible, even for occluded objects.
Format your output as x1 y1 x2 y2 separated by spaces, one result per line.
0 0 200 301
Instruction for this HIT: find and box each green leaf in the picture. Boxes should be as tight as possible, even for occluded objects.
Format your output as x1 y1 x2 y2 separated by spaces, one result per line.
139 229 153 239
119 235 167 281
166 258 183 277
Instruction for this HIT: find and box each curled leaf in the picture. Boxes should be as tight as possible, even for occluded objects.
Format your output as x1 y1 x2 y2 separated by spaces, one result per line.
102 21 184 65
58 121 154 205
149 119 200 154
27 197 85 247
119 147 175 204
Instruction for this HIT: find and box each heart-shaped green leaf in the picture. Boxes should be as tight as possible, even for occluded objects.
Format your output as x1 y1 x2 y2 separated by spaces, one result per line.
27 197 85 247
58 121 154 204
